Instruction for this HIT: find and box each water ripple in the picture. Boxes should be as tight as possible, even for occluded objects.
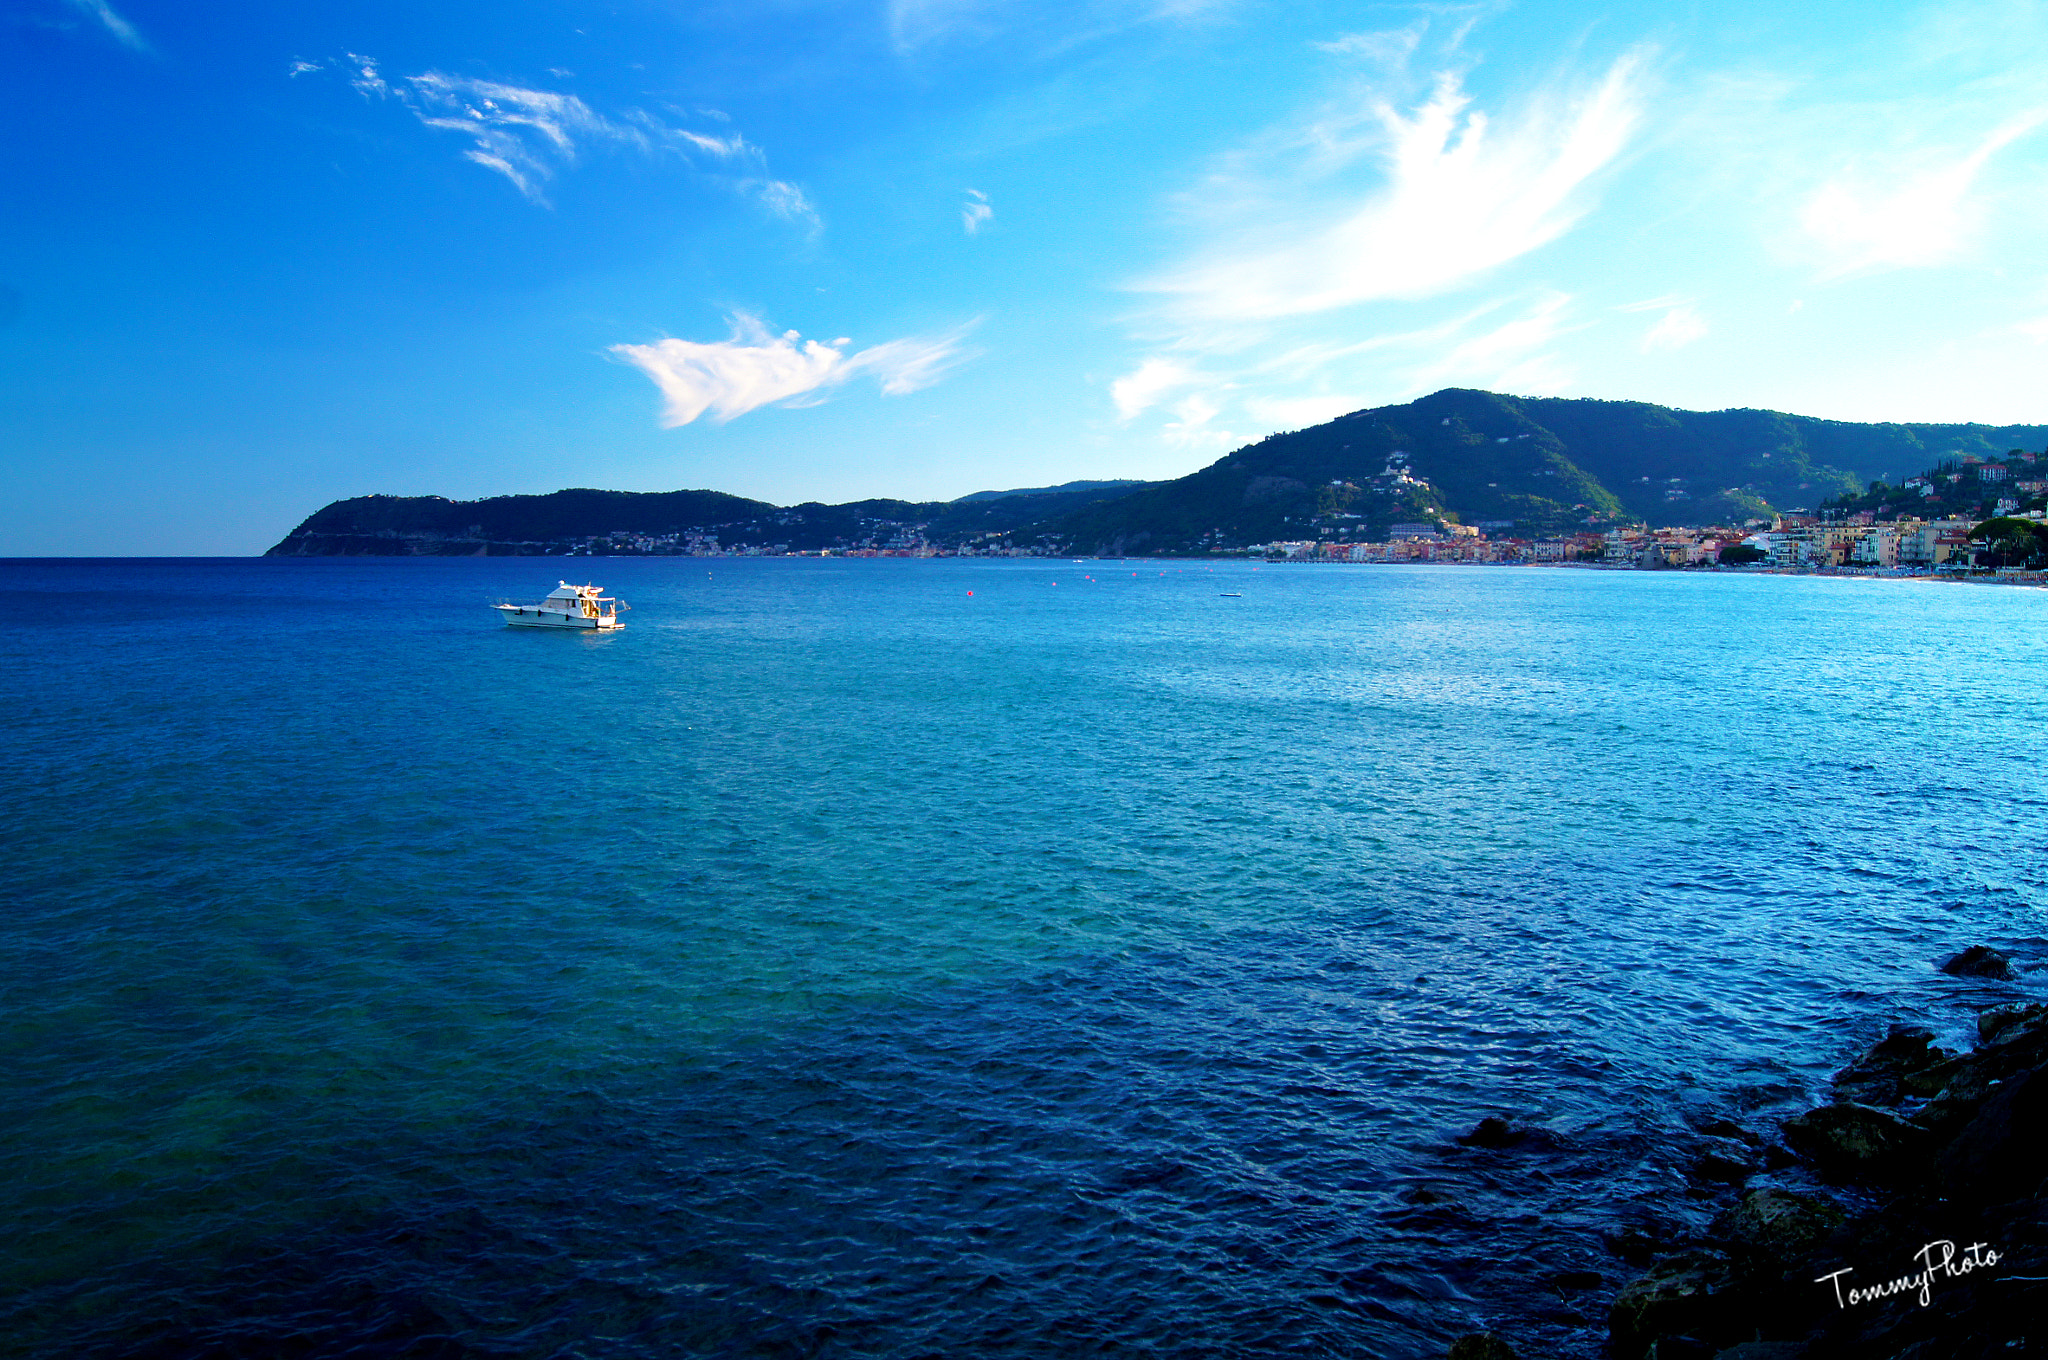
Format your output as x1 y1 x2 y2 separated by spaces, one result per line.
1 558 2043 1357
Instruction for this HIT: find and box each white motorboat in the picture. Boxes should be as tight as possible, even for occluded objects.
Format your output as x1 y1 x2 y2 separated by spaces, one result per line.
493 582 627 630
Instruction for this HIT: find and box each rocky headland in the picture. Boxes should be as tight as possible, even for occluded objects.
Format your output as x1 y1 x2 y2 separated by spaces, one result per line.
1452 946 2045 1360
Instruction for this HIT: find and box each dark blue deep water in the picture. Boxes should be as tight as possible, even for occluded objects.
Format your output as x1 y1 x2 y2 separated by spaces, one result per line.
4 557 2045 1358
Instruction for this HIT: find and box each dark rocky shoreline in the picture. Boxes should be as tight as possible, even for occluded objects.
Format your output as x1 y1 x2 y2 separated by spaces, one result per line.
1453 947 2045 1360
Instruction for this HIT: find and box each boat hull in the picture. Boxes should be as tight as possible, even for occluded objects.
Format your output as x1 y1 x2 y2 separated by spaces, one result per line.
494 607 622 630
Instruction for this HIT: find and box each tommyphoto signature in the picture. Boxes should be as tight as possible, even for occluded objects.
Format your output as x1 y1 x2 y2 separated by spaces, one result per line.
1816 1240 2002 1309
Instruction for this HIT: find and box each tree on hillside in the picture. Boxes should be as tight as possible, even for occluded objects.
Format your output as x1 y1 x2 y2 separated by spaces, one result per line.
1968 517 2048 568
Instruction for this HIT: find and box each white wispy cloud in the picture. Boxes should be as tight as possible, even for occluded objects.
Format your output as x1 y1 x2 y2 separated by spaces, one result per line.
1606 292 1705 352
1134 50 1650 320
1404 290 1579 392
1638 302 1708 352
1314 24 1425 67
962 188 993 235
403 70 624 202
677 129 747 157
743 179 821 230
1110 30 1628 451
1160 391 1237 450
887 0 1227 56
342 51 388 97
611 316 978 427
1238 394 1364 430
1111 293 1579 445
1798 110 2048 278
1666 5 2048 287
1109 356 1200 419
312 56 812 217
888 0 989 51
65 0 145 51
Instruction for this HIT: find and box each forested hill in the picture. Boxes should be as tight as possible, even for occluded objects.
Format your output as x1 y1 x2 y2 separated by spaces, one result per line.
1045 389 2048 554
264 481 1155 555
266 390 2048 557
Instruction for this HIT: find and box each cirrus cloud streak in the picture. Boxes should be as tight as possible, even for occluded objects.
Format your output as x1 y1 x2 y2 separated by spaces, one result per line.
1798 110 2048 278
1108 290 1584 445
1135 50 1651 321
65 0 145 51
309 55 815 223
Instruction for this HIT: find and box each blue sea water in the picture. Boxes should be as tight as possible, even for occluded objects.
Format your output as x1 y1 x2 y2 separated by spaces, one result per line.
3 556 2045 1359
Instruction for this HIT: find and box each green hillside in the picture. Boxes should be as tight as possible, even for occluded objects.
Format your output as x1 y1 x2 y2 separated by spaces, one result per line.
1822 453 2048 522
1046 389 2048 554
267 389 2048 557
269 488 776 555
265 481 1159 555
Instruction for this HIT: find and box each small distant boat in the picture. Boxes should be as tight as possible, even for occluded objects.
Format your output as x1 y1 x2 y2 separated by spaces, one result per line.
1220 591 1242 597
493 582 627 630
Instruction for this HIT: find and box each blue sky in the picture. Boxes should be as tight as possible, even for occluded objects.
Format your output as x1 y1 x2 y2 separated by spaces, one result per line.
6 0 2048 553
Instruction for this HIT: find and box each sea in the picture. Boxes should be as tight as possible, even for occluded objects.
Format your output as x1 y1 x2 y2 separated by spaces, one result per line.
3 556 2044 1359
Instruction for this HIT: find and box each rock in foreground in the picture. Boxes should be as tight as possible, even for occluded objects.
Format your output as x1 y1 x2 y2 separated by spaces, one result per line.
1602 957 2046 1359
1940 945 2019 981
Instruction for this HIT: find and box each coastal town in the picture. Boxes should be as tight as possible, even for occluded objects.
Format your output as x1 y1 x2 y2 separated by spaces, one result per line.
1246 444 2048 573
270 439 2048 577
1239 510 2038 572
564 510 2048 572
564 507 2048 578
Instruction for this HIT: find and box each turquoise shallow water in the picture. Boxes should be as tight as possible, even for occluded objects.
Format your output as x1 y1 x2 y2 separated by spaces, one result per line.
3 557 2045 1358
